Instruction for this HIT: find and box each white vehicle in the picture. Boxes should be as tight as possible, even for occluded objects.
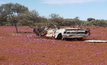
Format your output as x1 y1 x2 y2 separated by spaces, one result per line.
45 27 90 40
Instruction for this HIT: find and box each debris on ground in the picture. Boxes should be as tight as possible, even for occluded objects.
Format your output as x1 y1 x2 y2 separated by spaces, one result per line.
85 40 107 43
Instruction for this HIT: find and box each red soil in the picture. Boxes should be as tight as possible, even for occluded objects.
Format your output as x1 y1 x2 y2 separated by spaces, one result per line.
0 26 107 65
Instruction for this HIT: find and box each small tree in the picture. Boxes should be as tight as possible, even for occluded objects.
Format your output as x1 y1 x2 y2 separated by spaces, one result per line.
0 3 29 33
49 14 64 26
87 18 95 22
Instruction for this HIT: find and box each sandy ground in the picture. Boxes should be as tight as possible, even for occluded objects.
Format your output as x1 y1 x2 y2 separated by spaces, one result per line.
0 26 107 65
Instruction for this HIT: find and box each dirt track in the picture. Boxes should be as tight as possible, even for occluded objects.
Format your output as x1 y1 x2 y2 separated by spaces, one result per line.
0 26 107 65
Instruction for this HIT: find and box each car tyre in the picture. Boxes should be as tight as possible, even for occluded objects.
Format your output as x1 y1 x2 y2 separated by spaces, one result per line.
56 34 62 40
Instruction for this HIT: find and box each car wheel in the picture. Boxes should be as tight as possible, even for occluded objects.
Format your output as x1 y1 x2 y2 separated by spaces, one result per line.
77 38 83 41
56 34 62 40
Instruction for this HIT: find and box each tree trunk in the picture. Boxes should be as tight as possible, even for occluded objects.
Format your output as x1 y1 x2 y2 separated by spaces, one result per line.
14 23 18 33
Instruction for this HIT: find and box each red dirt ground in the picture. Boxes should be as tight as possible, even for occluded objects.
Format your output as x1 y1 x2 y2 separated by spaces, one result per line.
0 26 107 65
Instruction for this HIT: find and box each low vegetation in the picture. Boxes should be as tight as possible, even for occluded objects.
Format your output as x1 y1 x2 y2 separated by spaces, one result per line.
0 3 107 33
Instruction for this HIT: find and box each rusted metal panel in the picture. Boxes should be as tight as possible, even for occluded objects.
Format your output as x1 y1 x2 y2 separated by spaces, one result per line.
85 40 107 43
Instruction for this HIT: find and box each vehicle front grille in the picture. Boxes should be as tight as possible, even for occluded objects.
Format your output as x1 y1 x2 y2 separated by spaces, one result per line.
65 32 86 34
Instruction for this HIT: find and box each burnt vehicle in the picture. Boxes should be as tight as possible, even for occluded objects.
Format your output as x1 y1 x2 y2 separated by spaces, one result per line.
46 27 90 40
33 25 90 40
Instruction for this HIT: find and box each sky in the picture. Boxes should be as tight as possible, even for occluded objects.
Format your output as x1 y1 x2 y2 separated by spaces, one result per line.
0 0 107 20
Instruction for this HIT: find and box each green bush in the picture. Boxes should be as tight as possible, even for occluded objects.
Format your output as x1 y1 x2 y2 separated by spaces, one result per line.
85 20 107 27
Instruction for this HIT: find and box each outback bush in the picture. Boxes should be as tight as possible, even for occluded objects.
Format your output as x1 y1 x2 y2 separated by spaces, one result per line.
85 20 107 27
0 3 107 28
